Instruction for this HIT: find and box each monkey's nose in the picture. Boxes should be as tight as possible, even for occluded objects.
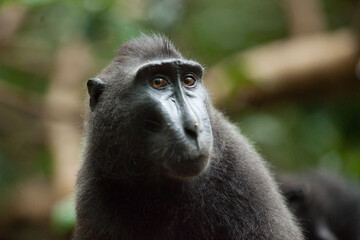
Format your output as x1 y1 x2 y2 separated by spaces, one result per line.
182 106 201 147
184 121 200 141
181 100 201 144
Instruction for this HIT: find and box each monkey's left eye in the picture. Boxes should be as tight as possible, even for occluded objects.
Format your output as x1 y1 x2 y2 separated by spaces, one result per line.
151 77 168 88
182 76 197 87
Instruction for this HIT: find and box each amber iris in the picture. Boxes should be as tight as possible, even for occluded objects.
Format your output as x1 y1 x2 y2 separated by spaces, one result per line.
152 77 168 88
182 76 196 87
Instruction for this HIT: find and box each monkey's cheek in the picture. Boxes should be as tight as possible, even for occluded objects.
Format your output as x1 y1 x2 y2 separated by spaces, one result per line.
164 154 210 180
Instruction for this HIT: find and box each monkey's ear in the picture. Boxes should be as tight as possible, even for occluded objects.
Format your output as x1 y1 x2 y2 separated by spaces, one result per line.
87 78 106 111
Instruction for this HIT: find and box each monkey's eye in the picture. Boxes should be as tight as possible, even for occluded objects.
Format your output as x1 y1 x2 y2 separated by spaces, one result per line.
182 75 197 88
151 77 168 88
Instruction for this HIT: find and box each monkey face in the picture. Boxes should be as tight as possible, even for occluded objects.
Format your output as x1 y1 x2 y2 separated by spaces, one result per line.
86 59 213 180
132 59 213 179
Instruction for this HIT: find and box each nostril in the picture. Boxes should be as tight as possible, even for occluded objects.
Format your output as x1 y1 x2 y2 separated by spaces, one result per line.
184 127 198 140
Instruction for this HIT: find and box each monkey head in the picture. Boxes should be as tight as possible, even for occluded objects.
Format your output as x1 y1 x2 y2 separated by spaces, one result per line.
85 37 213 181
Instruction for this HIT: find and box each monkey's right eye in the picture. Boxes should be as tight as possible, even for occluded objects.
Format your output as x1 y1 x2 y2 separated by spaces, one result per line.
151 77 168 88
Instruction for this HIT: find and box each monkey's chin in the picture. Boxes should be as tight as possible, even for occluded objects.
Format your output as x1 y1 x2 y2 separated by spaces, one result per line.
164 155 210 180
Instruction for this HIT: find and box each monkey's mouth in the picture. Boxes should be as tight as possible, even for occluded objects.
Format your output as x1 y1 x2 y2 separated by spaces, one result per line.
164 153 210 179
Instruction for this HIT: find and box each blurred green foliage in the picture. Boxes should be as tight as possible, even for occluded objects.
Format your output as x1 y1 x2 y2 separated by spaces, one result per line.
238 99 360 177
51 195 76 233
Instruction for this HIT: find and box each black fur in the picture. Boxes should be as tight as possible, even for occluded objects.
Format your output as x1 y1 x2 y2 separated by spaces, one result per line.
278 172 360 240
74 34 303 240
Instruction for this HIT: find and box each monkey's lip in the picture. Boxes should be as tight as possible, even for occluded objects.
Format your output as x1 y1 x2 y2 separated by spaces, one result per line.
164 154 210 179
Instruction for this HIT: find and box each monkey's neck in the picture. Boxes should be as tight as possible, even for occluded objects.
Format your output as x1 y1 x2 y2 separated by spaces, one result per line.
96 173 193 200
91 174 203 237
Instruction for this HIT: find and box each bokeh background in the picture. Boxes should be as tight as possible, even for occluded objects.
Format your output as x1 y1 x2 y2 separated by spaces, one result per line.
0 0 359 239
